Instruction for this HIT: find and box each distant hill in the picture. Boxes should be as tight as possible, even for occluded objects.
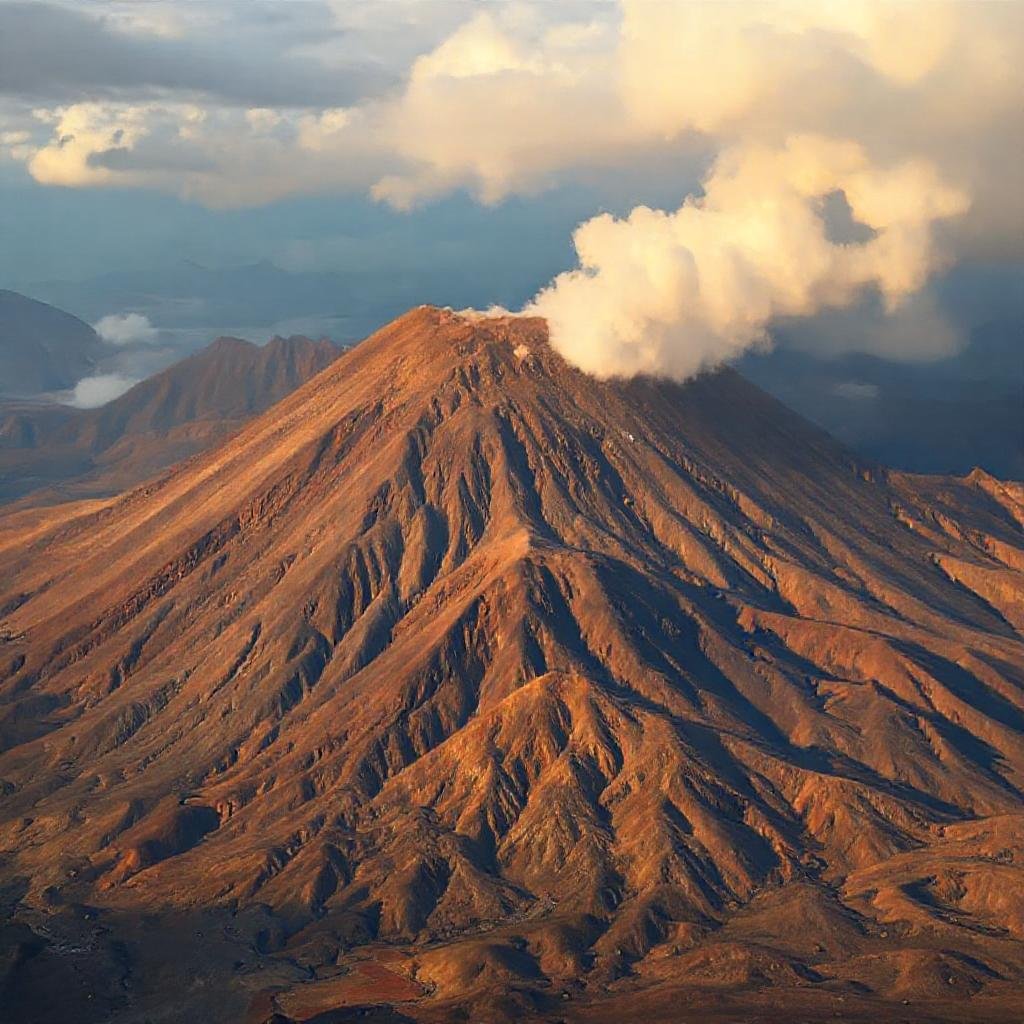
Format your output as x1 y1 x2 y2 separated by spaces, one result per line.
0 333 341 503
0 289 102 396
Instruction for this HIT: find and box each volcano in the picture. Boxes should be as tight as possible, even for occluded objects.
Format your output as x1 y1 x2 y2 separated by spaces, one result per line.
1 307 1023 1023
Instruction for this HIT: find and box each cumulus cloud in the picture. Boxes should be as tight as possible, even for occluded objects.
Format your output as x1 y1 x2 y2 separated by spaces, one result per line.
371 9 631 208
520 0 1018 377
68 372 138 408
8 5 639 208
94 312 159 346
11 3 1019 233
29 104 156 188
21 100 390 207
3 1 1021 374
614 1 1022 258
6 3 1020 212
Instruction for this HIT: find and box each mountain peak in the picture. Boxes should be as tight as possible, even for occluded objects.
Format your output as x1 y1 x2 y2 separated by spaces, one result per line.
1 305 1022 1021
331 307 566 422
369 303 544 351
206 334 257 354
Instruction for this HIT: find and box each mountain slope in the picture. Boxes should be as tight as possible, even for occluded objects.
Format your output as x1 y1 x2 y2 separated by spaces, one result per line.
0 333 341 503
0 307 1022 1023
0 289 101 397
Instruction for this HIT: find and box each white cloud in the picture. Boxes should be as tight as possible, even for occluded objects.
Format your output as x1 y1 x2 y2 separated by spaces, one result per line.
28 103 155 188
13 2 1020 246
94 312 159 346
370 8 633 208
613 0 1022 259
68 373 138 408
528 136 968 379
4 1 1022 373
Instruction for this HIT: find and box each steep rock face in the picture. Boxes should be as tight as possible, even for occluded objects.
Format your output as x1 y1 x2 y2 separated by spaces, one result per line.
0 307 1022 1019
0 333 341 503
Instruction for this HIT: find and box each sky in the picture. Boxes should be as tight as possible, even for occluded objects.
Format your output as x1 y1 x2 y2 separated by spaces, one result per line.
0 0 1021 452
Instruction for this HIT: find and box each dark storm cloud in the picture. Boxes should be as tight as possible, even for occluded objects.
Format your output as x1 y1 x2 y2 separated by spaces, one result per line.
0 1 395 107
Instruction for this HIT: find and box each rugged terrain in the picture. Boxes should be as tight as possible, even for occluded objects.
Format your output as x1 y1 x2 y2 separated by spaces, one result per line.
0 333 340 505
0 307 1022 1022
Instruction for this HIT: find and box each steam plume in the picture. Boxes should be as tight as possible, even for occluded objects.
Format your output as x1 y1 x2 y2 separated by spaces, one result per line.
528 136 968 379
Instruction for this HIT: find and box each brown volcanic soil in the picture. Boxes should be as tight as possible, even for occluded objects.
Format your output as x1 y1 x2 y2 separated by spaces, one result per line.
1 306 1023 1022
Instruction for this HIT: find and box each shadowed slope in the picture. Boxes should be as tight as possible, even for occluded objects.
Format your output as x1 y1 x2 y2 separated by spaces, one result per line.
1 307 1022 1021
0 290 101 397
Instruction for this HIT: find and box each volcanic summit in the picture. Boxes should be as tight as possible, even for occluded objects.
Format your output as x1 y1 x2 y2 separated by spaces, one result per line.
1 306 1023 1022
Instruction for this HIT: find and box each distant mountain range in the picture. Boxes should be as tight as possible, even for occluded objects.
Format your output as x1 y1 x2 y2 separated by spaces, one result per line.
0 333 340 504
